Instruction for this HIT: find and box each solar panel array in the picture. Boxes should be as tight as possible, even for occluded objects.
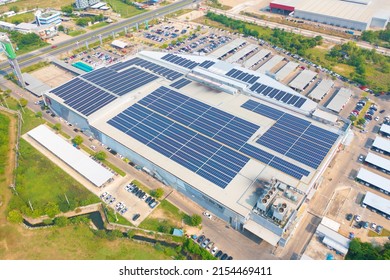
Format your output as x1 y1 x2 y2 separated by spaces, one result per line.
242 99 339 169
82 67 158 96
199 60 215 69
249 82 306 108
107 102 250 189
225 68 259 84
107 86 311 181
161 54 199 69
170 78 192 89
51 78 117 116
109 57 182 80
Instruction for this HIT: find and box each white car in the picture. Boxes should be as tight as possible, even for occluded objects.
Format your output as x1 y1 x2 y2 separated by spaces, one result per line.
203 211 212 219
355 215 361 222
370 223 377 230
211 246 218 255
374 116 380 121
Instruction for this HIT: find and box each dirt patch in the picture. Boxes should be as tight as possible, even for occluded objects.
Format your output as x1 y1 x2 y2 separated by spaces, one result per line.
31 65 74 88
327 188 351 219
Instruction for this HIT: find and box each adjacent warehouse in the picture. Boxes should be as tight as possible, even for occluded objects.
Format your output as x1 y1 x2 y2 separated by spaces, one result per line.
379 123 390 138
308 79 334 102
243 49 271 69
270 0 390 30
356 168 390 195
362 191 390 219
316 218 350 255
209 38 247 60
274 61 299 81
364 152 390 174
288 69 317 92
371 136 390 156
43 51 346 247
326 88 352 113
257 55 284 74
28 125 114 187
226 44 258 64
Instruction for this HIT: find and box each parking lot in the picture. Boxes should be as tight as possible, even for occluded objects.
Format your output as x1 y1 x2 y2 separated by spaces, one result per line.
64 46 124 69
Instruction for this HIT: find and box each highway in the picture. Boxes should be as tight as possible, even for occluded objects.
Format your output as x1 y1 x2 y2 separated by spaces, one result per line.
0 0 198 73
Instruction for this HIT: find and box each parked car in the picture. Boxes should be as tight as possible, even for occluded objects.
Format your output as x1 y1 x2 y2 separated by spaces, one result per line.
132 213 140 221
215 250 223 258
355 215 361 222
220 253 228 260
197 235 205 243
346 213 353 221
201 238 210 248
211 246 218 255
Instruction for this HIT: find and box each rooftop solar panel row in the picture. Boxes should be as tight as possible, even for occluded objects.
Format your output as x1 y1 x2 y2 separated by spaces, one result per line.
170 78 192 89
225 68 259 84
162 54 199 69
198 60 215 69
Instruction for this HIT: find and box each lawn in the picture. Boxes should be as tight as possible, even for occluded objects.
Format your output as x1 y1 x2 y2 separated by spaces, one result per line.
3 12 34 24
105 0 145 18
0 0 75 13
11 139 100 216
105 207 133 226
68 30 86 37
0 114 10 177
368 228 390 237
0 223 173 259
88 22 109 30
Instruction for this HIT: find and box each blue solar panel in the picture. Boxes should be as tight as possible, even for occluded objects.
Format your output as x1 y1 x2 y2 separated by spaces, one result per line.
162 54 199 69
170 78 191 89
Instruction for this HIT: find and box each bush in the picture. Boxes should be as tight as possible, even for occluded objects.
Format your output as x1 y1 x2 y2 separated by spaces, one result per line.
190 214 202 226
54 216 68 227
94 151 106 160
151 188 164 199
72 135 83 146
52 123 61 131
7 209 23 223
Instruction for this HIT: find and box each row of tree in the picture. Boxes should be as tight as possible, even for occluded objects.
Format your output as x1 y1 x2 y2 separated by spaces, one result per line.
361 28 390 47
205 12 323 55
346 238 390 260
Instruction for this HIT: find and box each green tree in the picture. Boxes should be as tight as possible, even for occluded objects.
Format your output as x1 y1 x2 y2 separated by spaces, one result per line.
35 111 42 118
7 210 23 223
349 115 357 122
61 5 73 15
94 151 107 160
357 118 366 125
19 98 27 107
44 202 60 218
57 25 65 32
72 135 84 146
151 188 164 199
9 6 19 13
54 216 68 227
52 123 61 131
190 214 202 226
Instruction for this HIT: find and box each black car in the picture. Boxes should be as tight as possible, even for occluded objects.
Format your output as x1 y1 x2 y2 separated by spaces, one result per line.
197 235 205 243
132 214 140 221
379 109 385 113
220 253 228 260
137 191 145 198
215 250 223 258
227 256 233 260
131 187 139 194
145 196 152 203
148 198 155 205
346 213 353 221
135 189 142 196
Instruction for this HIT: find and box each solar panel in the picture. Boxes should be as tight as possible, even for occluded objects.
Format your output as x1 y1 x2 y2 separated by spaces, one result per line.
199 60 215 69
162 54 199 69
170 78 192 89
225 68 259 84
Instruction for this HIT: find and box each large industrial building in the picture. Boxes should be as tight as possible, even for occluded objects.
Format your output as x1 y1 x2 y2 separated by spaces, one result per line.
269 0 390 30
43 51 348 246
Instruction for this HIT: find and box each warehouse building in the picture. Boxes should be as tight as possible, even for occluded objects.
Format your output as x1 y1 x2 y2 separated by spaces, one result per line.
308 79 334 102
43 51 347 246
379 124 390 138
356 168 390 195
326 88 352 113
269 0 390 30
371 136 390 156
288 69 317 92
364 152 390 174
362 192 390 219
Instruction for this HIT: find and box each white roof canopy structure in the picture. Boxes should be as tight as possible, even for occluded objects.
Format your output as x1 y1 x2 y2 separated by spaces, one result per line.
111 40 128 49
28 125 113 187
317 224 350 254
380 124 390 135
257 55 284 74
226 44 258 64
275 61 299 81
308 79 334 101
356 168 390 193
209 38 247 59
372 136 390 153
326 88 352 113
288 69 317 91
365 152 390 172
362 191 390 216
243 49 271 69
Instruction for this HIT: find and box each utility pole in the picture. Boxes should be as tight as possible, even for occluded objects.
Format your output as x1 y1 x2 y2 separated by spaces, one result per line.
64 193 70 206
28 200 34 211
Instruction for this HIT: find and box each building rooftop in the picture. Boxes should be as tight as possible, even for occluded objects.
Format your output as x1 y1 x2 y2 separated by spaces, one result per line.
257 55 284 74
365 152 390 172
274 61 299 81
326 88 352 113
356 168 390 193
362 191 390 215
243 49 271 69
209 38 247 59
27 125 114 187
288 69 317 91
372 136 390 153
316 224 350 254
380 123 390 135
308 79 334 101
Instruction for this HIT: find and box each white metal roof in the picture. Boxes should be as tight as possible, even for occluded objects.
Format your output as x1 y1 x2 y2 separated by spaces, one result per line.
321 217 340 232
362 191 390 215
365 152 390 172
312 109 338 123
322 236 349 255
372 136 390 153
356 168 390 193
111 40 128 49
308 79 334 101
274 61 299 81
317 224 350 252
288 69 317 91
380 124 390 135
209 38 247 59
257 55 284 74
226 44 258 64
28 125 113 187
326 88 352 113
243 219 280 246
243 49 271 69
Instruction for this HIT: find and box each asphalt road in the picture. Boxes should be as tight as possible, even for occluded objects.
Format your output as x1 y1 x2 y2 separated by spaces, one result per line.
0 0 199 74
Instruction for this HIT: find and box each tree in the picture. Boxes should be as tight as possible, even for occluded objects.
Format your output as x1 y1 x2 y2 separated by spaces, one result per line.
349 115 357 122
52 123 61 131
35 111 42 118
19 98 27 107
9 6 19 13
151 188 164 199
54 216 68 227
7 210 23 223
44 202 60 218
190 214 202 226
61 5 73 15
357 118 366 125
94 151 107 161
72 135 84 146
57 25 65 32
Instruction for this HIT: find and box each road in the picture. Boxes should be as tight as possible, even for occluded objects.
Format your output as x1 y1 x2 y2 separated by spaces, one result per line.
209 8 390 56
0 0 199 73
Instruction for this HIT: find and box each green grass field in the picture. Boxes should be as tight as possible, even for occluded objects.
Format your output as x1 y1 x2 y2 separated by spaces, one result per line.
0 0 75 13
3 12 34 24
105 207 132 226
88 22 109 30
0 114 10 177
68 30 86 37
106 0 145 18
12 139 100 215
